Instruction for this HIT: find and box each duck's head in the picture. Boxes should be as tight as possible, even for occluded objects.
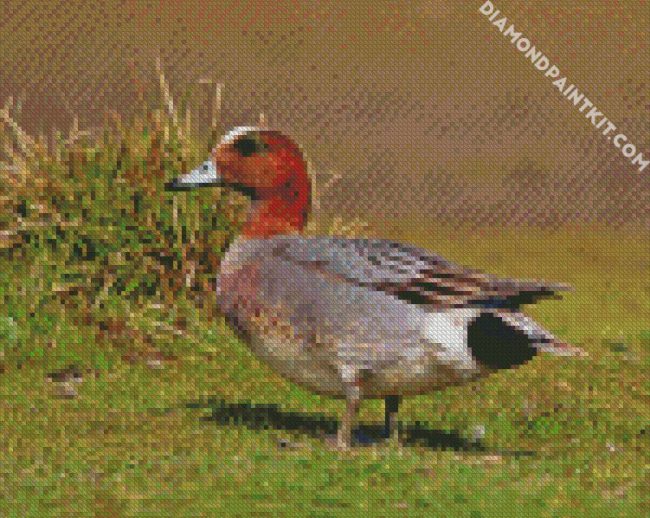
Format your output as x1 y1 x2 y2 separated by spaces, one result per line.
166 127 311 238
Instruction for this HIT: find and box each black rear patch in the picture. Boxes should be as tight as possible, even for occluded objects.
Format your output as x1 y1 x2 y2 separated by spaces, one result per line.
467 313 537 369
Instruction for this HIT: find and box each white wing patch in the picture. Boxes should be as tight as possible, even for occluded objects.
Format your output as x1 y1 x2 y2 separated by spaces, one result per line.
422 308 479 370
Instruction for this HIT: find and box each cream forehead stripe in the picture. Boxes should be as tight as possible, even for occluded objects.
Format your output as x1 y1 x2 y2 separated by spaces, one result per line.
220 126 262 146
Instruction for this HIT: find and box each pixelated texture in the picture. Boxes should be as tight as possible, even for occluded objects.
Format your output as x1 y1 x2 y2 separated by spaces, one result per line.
0 1 648 516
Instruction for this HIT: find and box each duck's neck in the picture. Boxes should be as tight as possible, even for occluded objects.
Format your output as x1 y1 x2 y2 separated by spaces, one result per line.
240 172 311 239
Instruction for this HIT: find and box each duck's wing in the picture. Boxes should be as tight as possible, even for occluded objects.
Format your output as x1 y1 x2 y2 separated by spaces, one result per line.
270 237 571 309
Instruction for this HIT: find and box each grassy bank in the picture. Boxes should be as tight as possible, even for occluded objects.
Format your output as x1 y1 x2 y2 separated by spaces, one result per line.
0 89 648 516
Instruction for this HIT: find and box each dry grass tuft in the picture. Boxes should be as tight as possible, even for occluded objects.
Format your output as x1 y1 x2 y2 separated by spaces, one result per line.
0 60 355 317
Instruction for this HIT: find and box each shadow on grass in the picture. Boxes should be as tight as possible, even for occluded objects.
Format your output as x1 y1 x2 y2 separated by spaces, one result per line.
185 398 535 457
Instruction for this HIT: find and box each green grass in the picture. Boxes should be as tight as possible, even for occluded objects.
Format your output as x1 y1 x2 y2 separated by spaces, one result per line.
0 99 648 516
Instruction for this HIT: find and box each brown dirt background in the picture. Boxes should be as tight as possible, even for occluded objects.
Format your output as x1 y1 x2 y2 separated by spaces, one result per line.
1 0 648 227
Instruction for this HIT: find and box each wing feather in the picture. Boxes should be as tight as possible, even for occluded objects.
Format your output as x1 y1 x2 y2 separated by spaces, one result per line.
271 237 571 309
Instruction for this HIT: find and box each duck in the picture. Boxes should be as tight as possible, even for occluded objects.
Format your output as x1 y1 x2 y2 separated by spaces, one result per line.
166 126 583 449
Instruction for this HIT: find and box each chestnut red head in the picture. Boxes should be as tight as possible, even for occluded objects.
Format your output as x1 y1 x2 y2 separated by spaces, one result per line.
167 127 312 238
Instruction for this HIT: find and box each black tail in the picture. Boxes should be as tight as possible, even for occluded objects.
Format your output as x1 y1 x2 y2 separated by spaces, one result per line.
467 312 537 369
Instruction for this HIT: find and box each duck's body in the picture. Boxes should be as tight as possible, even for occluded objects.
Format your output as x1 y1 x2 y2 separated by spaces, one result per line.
167 127 582 448
218 235 568 399
219 236 478 399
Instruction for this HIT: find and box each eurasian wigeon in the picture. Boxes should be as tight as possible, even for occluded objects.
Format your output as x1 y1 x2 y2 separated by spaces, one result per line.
166 127 582 449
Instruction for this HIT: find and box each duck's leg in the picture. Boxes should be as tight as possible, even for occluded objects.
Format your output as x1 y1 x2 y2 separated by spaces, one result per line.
335 363 363 449
384 395 400 441
338 384 361 449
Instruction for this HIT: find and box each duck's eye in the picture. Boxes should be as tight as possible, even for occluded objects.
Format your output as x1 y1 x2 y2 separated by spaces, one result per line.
233 136 265 157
